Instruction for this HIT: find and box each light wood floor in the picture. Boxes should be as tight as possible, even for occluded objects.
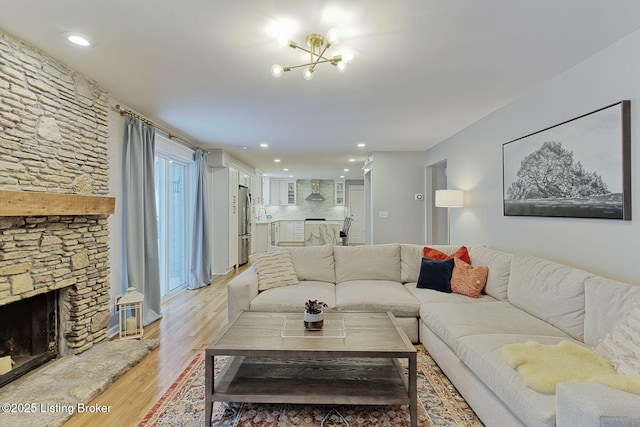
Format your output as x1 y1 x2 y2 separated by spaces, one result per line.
63 266 247 427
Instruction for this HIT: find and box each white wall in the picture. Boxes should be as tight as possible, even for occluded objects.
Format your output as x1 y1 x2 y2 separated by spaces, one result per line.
370 152 426 244
425 29 640 285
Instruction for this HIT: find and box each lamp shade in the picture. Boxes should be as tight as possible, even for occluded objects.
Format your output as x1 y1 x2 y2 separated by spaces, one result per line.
435 189 464 208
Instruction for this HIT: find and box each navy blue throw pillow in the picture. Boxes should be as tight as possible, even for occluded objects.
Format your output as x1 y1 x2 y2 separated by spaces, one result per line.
416 258 454 292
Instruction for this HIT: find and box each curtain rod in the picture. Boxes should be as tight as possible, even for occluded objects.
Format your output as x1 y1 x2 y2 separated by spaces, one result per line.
114 104 209 154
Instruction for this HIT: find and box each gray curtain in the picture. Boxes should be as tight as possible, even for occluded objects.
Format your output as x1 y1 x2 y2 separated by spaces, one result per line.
189 149 212 289
123 116 162 325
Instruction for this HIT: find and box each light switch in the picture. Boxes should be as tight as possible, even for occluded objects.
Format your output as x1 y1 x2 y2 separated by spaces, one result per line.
378 211 389 219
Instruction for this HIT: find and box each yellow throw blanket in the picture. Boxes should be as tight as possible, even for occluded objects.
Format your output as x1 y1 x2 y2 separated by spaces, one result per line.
502 340 640 395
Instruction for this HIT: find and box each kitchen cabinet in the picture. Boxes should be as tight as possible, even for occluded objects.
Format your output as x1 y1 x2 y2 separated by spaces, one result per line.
269 179 297 205
335 180 345 205
271 220 304 245
212 165 239 274
262 176 270 205
239 173 250 187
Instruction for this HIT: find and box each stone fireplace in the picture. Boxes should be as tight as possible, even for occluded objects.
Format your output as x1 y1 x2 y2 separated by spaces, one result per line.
0 29 114 385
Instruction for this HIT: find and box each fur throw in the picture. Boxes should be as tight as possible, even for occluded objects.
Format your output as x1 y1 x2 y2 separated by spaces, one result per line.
502 340 640 395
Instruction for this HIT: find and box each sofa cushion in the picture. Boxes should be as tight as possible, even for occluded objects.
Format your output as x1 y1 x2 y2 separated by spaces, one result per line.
450 258 488 298
250 281 335 312
455 333 574 427
249 249 299 291
405 283 497 304
401 244 478 283
334 244 401 283
468 246 511 301
420 301 572 351
423 245 471 264
336 280 420 317
417 258 453 292
286 244 335 283
508 253 591 341
594 303 640 375
584 276 640 347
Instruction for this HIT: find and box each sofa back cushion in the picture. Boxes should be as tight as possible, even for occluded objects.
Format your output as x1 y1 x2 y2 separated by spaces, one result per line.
400 244 475 283
468 246 511 301
584 276 640 347
334 244 401 283
286 245 335 283
508 253 590 341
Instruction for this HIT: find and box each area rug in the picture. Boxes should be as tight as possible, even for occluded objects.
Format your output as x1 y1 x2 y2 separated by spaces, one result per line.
139 345 482 427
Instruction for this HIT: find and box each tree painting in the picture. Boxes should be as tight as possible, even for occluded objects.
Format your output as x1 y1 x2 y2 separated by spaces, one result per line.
506 141 610 200
502 101 630 220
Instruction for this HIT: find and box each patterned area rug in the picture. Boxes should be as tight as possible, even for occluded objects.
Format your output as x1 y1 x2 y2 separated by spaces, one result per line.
139 346 483 427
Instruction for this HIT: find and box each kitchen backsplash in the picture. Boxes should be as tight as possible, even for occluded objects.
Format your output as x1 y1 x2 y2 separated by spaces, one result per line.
260 179 347 221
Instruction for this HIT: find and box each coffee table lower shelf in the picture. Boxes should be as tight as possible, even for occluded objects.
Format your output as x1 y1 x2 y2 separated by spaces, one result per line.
208 355 413 413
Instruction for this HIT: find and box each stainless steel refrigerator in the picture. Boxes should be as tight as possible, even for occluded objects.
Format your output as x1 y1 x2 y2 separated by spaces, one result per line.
238 185 251 265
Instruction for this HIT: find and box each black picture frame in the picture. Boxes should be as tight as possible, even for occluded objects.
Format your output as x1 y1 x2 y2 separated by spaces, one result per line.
502 100 631 220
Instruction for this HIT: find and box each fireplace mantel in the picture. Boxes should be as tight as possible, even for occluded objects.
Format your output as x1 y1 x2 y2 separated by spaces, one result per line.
0 190 115 216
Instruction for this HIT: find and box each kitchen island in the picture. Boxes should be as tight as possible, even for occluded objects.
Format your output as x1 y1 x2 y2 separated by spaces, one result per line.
304 220 341 246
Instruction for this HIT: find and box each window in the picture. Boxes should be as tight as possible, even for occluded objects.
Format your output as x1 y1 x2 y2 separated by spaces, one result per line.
155 136 194 298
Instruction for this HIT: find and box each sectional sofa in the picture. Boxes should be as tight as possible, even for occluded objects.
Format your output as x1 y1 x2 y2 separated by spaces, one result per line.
227 243 640 426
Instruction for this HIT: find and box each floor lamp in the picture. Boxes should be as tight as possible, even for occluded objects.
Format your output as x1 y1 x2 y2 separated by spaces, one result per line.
435 189 464 245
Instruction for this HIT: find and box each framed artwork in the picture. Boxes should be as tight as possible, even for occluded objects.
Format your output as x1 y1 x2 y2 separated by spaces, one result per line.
502 100 631 220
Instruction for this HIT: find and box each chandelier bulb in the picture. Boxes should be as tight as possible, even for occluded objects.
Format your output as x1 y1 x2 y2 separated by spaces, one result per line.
326 28 339 45
276 37 289 48
271 64 284 78
303 67 315 80
337 62 347 73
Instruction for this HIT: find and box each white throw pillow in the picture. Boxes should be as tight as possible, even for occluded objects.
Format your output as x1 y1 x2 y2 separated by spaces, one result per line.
249 249 299 291
594 303 640 375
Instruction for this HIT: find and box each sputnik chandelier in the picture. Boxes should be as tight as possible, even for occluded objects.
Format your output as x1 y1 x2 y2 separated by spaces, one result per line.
270 29 350 80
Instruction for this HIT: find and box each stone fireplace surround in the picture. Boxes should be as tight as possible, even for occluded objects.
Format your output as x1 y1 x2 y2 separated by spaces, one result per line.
0 214 111 356
0 27 114 384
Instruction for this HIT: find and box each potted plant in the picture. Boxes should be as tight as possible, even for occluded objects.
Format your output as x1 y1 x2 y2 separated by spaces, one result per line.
304 299 328 330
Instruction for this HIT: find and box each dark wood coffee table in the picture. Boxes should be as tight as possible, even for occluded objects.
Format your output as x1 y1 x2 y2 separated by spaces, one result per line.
204 311 417 427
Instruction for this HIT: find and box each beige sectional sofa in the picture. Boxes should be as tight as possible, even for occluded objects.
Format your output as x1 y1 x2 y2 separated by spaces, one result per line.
227 243 640 426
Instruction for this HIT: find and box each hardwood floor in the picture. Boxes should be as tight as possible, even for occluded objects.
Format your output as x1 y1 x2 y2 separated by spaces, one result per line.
63 266 247 427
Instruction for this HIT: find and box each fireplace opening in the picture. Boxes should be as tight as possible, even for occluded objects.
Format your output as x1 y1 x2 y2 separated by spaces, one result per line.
0 291 58 388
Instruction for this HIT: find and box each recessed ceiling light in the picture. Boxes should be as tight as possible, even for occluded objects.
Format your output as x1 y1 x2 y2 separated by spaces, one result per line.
66 34 91 46
283 168 289 171
239 145 248 150
340 175 345 179
344 168 349 172
289 175 294 178
357 143 366 148
349 158 355 162
260 143 269 148
274 159 281 163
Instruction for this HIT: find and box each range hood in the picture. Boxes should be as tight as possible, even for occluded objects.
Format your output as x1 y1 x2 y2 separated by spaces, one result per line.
305 179 326 202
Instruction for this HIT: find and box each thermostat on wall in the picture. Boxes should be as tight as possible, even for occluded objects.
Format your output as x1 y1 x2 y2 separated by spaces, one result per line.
414 193 424 200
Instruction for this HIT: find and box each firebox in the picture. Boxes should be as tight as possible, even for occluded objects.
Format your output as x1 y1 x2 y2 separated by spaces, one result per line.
0 291 58 388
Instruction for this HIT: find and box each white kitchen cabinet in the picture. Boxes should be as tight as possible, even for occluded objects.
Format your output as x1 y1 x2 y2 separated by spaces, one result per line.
269 179 297 205
271 220 304 244
335 180 345 205
262 176 270 205
239 173 250 187
212 165 240 273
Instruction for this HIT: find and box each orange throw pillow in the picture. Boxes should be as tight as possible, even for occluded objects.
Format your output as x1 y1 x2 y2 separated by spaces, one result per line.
450 258 488 298
423 245 471 264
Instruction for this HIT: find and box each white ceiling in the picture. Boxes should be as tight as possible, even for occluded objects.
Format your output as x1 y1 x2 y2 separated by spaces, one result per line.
2 0 640 180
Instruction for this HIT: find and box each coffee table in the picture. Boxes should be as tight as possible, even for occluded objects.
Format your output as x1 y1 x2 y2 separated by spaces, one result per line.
204 311 417 427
